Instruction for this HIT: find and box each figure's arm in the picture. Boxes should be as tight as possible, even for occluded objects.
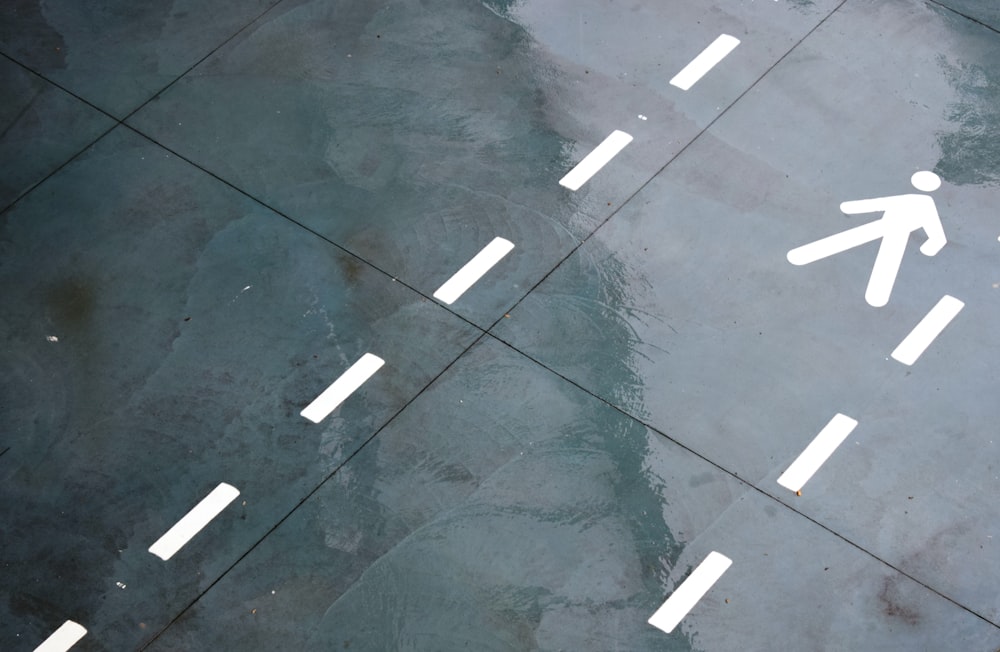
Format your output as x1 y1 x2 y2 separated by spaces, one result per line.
839 197 891 214
919 205 947 256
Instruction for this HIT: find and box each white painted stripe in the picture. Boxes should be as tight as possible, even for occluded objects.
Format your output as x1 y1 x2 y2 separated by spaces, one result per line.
777 414 858 493
648 551 732 634
433 237 515 305
148 483 240 561
300 353 385 424
558 130 633 191
670 34 741 90
34 620 87 652
891 295 964 366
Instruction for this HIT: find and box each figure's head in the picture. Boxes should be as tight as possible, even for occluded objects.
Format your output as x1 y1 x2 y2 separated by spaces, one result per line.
911 170 941 192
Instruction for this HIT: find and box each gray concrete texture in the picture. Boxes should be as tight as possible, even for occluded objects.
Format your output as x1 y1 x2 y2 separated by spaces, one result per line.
1 0 999 650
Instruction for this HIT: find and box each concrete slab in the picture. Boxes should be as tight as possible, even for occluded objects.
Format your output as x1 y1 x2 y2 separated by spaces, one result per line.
2 0 999 650
936 0 1000 31
496 0 1000 626
143 338 1000 650
0 57 112 211
0 0 279 117
127 0 842 329
0 126 479 650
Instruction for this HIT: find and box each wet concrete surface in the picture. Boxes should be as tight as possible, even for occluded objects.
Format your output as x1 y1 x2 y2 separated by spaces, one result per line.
0 57 113 211
2 0 999 650
0 0 281 118
125 0 841 329
935 0 1000 31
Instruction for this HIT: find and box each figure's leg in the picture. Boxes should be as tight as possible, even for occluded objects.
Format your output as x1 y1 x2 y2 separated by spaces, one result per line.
865 231 909 307
787 220 885 265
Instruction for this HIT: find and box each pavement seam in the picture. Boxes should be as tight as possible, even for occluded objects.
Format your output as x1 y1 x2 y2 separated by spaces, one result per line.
7 0 996 644
139 329 491 650
118 122 492 335
0 53 118 216
484 331 1000 630
927 0 1000 34
118 0 290 125
486 0 850 334
0 0 287 215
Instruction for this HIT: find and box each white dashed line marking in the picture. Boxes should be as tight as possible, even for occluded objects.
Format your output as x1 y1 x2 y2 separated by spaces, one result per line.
433 237 515 305
148 483 240 561
558 130 633 191
33 620 86 652
778 413 858 493
669 34 740 91
648 551 732 634
301 353 384 423
891 295 964 366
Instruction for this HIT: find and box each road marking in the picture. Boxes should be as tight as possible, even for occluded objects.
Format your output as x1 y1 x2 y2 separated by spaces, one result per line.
301 353 385 423
559 130 633 191
891 295 964 365
34 620 87 652
148 483 240 561
777 414 858 493
787 172 946 307
649 551 732 634
670 34 740 90
433 237 515 305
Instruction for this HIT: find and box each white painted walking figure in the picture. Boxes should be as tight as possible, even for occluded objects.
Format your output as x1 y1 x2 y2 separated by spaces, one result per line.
787 171 947 307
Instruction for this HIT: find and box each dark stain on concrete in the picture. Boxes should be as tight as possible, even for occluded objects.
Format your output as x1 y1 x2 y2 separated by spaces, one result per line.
45 276 96 327
877 575 921 626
